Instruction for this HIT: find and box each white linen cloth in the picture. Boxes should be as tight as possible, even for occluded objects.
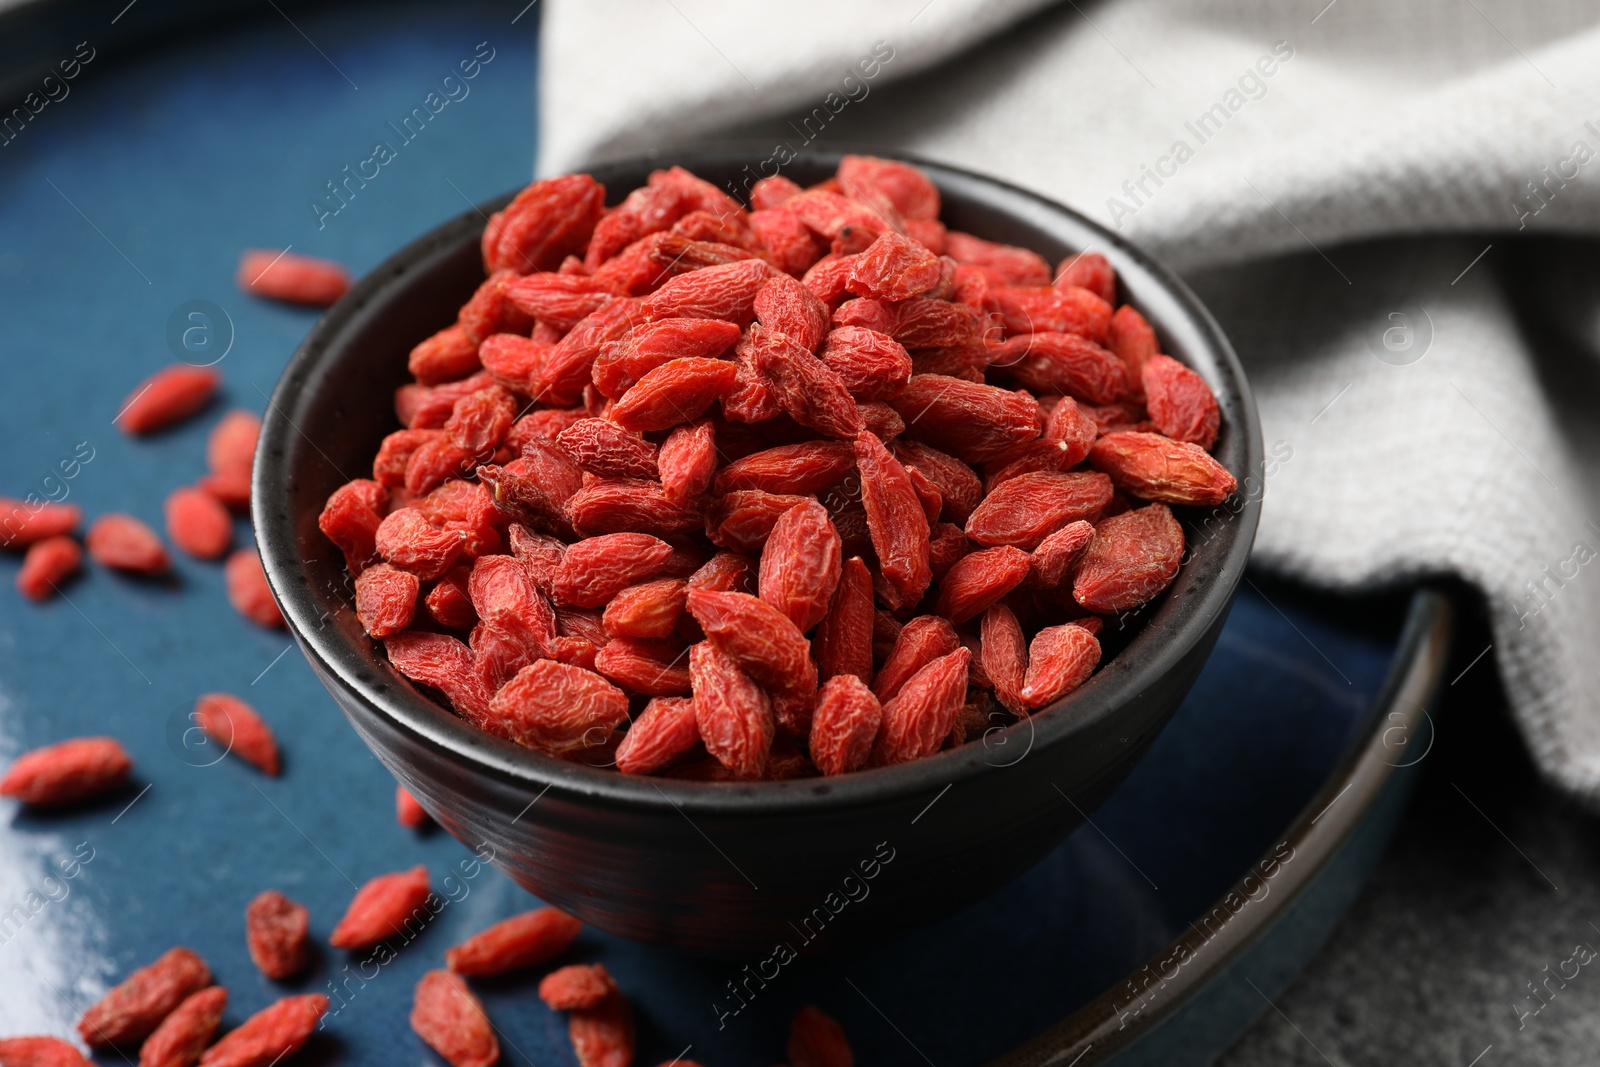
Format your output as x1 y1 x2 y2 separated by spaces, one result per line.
539 0 1600 804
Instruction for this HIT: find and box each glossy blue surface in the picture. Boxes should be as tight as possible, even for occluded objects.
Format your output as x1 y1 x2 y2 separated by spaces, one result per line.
0 5 1398 1064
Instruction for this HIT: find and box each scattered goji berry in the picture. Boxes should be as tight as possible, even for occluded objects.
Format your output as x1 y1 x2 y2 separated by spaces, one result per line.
0 736 131 808
116 366 220 435
225 548 284 628
566 989 635 1067
86 513 169 573
165 486 232 560
197 994 327 1067
194 693 281 775
410 970 499 1067
445 908 582 976
136 986 227 1067
539 964 617 1012
0 499 80 548
237 250 350 306
245 890 309 980
16 535 82 600
78 947 211 1047
329 866 432 950
0 1037 93 1067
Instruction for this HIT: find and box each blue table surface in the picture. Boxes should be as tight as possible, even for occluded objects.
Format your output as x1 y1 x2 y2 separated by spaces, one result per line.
0 5 1399 1065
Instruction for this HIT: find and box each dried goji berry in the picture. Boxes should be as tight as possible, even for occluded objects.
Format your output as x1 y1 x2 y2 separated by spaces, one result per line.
0 736 131 808
159 488 230 566
197 994 328 1067
640 258 772 323
410 326 482 386
592 318 742 398
1073 503 1185 614
0 1036 93 1067
873 616 960 702
504 273 619 330
136 986 226 1067
873 647 970 765
1108 305 1159 398
79 947 210 1047
551 533 672 607
539 964 617 1011
86 513 169 573
469 553 556 658
1088 431 1236 505
935 545 1031 624
813 556 874 685
225 548 284 627
1020 623 1101 709
445 385 517 455
989 332 1128 404
749 207 824 276
689 641 774 779
0 498 80 548
750 175 804 211
446 908 582 976
759 498 842 632
238 250 349 305
610 357 738 432
887 441 981 523
567 990 635 1067
385 631 496 730
489 659 629 754
852 431 931 609
788 1004 854 1067
541 298 646 406
478 443 583 534
685 550 756 595
802 254 859 307
556 418 659 480
603 578 689 639
355 562 420 638
927 520 970 581
1054 251 1116 304
994 285 1112 342
565 478 702 537
980 604 1028 715
595 637 692 696
753 271 831 351
818 326 912 400
458 270 535 344
207 409 260 481
658 419 717 502
1028 519 1095 590
944 230 1050 287
847 231 942 302
477 334 547 396
245 890 310 980
16 535 82 600
684 589 816 695
902 463 943 524
482 173 604 274
890 374 1041 463
1141 354 1220 450
809 674 882 776
397 784 431 828
965 471 1113 549
411 970 499 1067
115 366 220 435
329 865 431 949
194 693 280 775
615 696 700 775
838 154 940 220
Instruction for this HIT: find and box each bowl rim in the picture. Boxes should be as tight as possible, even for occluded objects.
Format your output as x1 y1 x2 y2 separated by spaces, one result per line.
254 143 1264 816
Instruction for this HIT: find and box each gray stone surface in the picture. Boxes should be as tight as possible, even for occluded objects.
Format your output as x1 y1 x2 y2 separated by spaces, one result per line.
1219 610 1600 1067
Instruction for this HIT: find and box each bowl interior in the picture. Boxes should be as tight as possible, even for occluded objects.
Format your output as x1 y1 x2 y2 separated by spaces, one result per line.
254 145 1263 816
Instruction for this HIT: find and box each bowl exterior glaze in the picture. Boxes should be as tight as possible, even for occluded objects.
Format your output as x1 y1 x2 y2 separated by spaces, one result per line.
255 146 1263 955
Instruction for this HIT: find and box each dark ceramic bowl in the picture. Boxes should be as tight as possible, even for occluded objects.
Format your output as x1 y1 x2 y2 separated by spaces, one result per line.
253 146 1263 955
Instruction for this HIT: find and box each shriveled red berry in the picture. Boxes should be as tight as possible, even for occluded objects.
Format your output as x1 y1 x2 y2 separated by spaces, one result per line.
86 514 169 573
411 970 499 1067
814 556 874 685
329 865 432 949
944 230 1050 287
165 486 232 559
615 696 700 775
965 471 1113 550
245 890 310 980
567 989 635 1067
487 660 629 755
874 616 960 702
137 986 227 1067
237 250 349 305
1020 623 1102 709
410 326 482 386
197 994 328 1067
853 431 930 610
596 637 692 696
981 604 1028 715
989 332 1128 404
1088 431 1236 505
396 785 431 829
658 419 717 502
603 578 688 639
1142 354 1220 450
385 631 495 729
1054 251 1116 303
1029 520 1095 590
556 418 660 480
758 498 842 632
79 947 211 1047
194 693 281 775
539 964 617 1011
610 357 738 432
809 675 882 776
1 737 131 808
116 366 219 434
355 562 419 638
839 154 940 220
935 545 1031 624
482 173 604 274
890 374 1041 463
225 548 284 627
1073 504 1185 614
552 533 673 607
445 908 582 977
754 272 831 351
1108 305 1159 397
0 1037 93 1067
689 641 774 779
16 535 82 600
0 499 80 548
873 647 970 766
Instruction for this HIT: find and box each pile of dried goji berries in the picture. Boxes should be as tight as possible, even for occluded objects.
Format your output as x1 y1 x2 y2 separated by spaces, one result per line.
319 156 1237 780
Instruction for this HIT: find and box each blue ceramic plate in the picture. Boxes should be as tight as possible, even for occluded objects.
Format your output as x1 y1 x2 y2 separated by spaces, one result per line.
0 3 1450 1064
